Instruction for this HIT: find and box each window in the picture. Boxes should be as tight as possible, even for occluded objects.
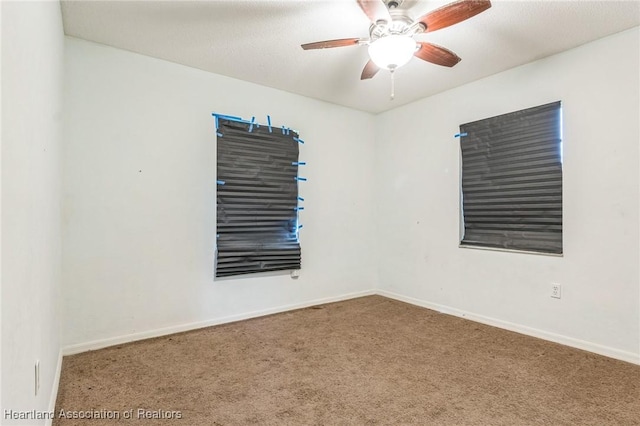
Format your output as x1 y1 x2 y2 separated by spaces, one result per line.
215 116 302 277
459 101 563 255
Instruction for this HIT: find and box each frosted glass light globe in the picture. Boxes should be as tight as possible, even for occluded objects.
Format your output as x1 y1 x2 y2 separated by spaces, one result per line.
368 35 417 70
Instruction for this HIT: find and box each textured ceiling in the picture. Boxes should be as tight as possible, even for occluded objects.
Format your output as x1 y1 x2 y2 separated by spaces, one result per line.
61 0 640 114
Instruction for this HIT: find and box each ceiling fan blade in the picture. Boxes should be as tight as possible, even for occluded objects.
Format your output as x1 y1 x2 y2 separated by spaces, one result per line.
417 0 491 33
414 42 461 67
356 0 391 24
301 38 361 50
361 60 380 80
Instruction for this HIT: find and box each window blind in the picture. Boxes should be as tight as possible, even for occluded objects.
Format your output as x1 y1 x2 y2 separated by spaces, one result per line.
460 101 563 254
216 118 301 277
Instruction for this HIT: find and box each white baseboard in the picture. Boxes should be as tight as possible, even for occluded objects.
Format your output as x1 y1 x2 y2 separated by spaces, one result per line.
61 288 639 366
377 289 640 365
45 349 63 426
62 290 375 356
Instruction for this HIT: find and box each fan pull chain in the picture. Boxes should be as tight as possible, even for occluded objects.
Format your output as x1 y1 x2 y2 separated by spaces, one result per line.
390 69 395 101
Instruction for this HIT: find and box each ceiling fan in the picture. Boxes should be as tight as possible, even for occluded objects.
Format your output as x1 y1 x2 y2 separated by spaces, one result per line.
301 0 491 86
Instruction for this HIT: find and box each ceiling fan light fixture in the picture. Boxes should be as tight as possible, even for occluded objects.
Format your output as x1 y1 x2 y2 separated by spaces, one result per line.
368 35 416 70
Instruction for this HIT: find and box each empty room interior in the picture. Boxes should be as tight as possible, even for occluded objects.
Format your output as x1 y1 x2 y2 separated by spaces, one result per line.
1 0 639 425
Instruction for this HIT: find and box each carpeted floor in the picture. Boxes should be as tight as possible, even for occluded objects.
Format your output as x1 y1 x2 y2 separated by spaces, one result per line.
54 296 640 425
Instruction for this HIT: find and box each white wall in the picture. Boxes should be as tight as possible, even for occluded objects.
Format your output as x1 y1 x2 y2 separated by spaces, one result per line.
1 1 64 424
62 37 377 349
0 1 3 418
375 27 640 363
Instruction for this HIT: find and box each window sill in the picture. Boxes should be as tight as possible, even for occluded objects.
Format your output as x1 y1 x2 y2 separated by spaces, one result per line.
214 268 300 281
458 244 563 257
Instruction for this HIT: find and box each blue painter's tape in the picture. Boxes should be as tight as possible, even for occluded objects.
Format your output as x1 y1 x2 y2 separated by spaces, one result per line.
213 113 299 141
298 196 305 202
216 132 223 137
211 112 251 130
295 177 307 182
216 180 225 185
212 113 242 120
212 113 252 126
454 132 468 138
292 161 306 166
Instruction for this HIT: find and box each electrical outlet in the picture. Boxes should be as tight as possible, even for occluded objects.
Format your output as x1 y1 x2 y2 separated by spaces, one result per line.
35 360 40 396
551 283 562 299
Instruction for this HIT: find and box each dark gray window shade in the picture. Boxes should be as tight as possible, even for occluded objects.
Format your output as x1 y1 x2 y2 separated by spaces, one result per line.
216 118 301 277
460 101 562 254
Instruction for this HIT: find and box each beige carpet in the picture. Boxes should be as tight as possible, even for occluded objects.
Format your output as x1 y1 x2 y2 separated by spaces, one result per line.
54 296 639 425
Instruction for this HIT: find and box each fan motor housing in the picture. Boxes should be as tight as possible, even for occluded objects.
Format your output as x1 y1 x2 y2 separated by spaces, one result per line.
369 11 416 40
384 0 404 8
